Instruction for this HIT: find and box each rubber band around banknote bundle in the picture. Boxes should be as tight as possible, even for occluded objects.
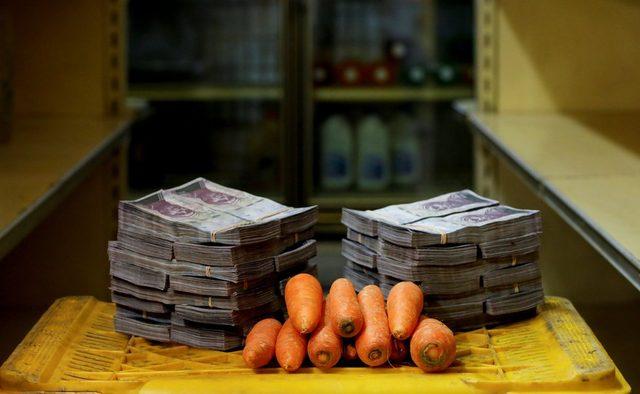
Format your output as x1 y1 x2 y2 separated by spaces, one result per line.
208 297 213 308
514 283 520 293
210 224 241 242
142 311 148 319
205 266 213 277
439 233 447 244
512 256 517 266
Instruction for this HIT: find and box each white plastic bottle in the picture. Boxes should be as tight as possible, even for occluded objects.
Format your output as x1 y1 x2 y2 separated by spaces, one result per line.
389 113 422 187
320 115 354 190
356 115 391 191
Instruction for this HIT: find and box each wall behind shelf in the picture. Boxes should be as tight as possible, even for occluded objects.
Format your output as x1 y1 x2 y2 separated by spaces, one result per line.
478 0 640 112
9 0 124 116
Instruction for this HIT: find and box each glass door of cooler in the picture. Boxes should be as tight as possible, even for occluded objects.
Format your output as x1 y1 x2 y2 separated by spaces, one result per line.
306 0 475 232
126 0 287 201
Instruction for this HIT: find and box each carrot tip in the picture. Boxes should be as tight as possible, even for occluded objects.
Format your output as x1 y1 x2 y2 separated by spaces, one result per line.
316 351 331 365
368 349 382 361
392 329 405 339
244 349 255 360
340 321 355 335
421 343 445 366
244 350 258 367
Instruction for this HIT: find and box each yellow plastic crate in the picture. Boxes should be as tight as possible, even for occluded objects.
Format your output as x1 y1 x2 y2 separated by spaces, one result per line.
0 296 630 393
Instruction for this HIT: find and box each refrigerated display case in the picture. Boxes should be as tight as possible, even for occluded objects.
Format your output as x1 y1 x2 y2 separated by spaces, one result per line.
127 0 286 199
307 0 475 231
126 0 475 232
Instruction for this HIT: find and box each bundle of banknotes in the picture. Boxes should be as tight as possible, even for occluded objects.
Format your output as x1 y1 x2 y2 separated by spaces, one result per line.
342 190 544 330
109 178 318 350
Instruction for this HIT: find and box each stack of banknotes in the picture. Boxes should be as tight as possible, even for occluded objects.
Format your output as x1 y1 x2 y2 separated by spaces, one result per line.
342 190 544 330
110 178 318 350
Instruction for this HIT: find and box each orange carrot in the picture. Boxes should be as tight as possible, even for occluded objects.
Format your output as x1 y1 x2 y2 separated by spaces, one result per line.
275 319 307 372
242 318 282 368
307 301 342 369
390 338 408 363
355 285 391 367
410 316 456 372
387 281 423 340
284 273 323 334
327 278 363 338
343 341 358 361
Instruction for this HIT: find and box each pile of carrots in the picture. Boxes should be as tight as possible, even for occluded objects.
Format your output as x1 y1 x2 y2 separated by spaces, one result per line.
242 274 456 372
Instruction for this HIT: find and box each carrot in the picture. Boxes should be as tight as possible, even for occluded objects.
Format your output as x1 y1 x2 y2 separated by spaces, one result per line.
409 316 456 372
307 301 342 369
343 341 358 361
387 281 423 340
355 285 391 367
242 318 282 368
390 338 408 363
275 319 307 372
327 278 363 338
284 273 323 334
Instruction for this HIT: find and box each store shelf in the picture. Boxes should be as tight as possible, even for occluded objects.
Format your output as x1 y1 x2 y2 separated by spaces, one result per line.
128 84 283 101
314 86 473 102
0 115 132 260
461 104 640 290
